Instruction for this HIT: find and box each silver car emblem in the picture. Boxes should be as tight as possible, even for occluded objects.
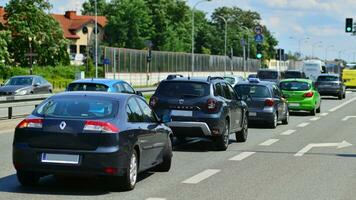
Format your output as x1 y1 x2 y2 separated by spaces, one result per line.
59 121 66 130
178 99 184 105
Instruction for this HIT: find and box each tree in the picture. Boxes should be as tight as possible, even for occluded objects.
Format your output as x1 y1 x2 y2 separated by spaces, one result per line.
0 30 11 65
104 0 153 49
5 0 69 66
82 0 108 16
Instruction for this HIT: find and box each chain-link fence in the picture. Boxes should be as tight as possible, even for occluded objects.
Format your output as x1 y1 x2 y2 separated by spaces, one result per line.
102 47 261 74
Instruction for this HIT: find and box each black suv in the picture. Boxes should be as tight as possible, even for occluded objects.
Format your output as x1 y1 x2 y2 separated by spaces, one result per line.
149 75 248 151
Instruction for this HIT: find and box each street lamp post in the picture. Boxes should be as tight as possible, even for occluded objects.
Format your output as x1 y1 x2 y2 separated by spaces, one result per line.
241 26 251 76
216 15 227 75
312 41 322 58
95 0 98 78
324 45 334 62
289 36 310 58
191 0 211 77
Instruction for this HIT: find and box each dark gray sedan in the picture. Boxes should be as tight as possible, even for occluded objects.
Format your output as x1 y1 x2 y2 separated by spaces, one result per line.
0 75 52 96
315 74 346 99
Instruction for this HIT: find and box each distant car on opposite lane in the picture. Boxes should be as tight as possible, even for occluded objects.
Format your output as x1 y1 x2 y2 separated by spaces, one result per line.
315 74 346 99
234 78 289 128
13 92 173 190
280 79 321 116
67 79 143 96
0 75 52 96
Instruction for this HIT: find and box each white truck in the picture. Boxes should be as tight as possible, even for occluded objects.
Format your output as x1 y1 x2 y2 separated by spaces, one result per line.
302 60 325 82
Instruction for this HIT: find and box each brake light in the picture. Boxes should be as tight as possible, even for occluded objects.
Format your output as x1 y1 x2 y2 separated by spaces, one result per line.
265 99 274 107
304 92 314 98
84 121 119 133
149 96 158 107
16 118 43 129
207 98 218 112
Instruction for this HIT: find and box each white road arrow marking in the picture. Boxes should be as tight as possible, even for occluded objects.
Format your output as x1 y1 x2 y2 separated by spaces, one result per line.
294 141 352 157
342 116 356 121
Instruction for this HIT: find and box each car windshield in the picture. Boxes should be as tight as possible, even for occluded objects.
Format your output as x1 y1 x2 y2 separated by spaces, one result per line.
235 85 271 98
5 77 33 86
258 71 278 79
157 82 209 98
280 81 311 91
34 97 116 119
284 72 302 79
317 76 339 82
67 83 109 92
224 77 235 85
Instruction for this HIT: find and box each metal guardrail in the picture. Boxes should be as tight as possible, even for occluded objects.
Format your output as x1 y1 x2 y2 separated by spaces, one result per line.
0 88 156 119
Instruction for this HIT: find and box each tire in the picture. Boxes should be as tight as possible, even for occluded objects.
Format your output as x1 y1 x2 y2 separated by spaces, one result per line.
343 93 346 99
282 110 289 125
120 150 138 191
17 170 40 186
213 120 229 151
310 108 316 116
236 114 248 143
155 137 172 172
338 93 343 100
316 106 321 113
268 112 278 128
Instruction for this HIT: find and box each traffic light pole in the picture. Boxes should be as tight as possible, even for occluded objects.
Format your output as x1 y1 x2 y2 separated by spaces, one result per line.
243 44 246 78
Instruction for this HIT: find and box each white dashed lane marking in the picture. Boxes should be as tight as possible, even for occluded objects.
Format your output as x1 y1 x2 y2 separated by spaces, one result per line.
297 122 310 127
146 198 167 200
229 152 256 161
182 169 221 184
259 139 279 146
320 113 329 116
280 130 296 136
310 117 320 121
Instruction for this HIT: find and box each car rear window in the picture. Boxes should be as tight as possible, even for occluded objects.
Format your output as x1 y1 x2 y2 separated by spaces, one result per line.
34 97 117 119
317 76 339 81
284 72 302 79
280 81 311 91
257 71 278 79
156 81 210 98
235 85 271 98
67 83 109 92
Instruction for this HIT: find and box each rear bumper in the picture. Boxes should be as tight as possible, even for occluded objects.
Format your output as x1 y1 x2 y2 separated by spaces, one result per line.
12 143 129 177
317 88 342 96
247 108 275 122
288 99 316 111
166 121 212 136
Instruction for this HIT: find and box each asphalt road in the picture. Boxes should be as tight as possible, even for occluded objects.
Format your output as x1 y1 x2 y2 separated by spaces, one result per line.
1 91 356 200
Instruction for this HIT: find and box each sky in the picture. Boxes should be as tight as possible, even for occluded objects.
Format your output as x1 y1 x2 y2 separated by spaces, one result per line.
1 0 356 62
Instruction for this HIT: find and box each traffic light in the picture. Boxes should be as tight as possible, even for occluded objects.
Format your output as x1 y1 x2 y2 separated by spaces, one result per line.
346 18 353 33
256 44 263 59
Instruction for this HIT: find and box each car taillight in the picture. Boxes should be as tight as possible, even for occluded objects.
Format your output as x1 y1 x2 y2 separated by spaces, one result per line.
84 120 119 133
265 99 274 107
304 92 314 98
207 98 218 112
16 118 43 129
149 96 158 107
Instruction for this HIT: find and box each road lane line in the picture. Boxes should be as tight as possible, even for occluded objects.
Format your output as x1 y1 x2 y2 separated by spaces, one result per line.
146 198 167 200
259 139 279 146
320 113 329 116
310 117 320 121
280 130 296 136
182 169 221 184
297 122 310 127
229 152 256 161
342 116 356 121
329 97 356 112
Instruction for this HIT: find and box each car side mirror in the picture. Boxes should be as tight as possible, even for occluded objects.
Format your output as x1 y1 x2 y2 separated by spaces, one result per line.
136 91 143 97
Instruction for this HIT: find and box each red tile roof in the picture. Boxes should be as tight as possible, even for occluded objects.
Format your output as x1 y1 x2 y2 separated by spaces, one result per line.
0 7 6 25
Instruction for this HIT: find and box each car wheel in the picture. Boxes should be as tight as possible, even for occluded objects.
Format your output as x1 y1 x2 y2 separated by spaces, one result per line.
214 120 229 151
316 105 321 113
338 93 343 100
155 137 172 172
236 114 248 143
121 150 138 191
310 108 316 116
17 170 40 186
282 110 289 125
269 112 278 128
343 93 346 99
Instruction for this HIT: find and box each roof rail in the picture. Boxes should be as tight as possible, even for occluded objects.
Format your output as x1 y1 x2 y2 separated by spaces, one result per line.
167 74 183 80
207 76 224 82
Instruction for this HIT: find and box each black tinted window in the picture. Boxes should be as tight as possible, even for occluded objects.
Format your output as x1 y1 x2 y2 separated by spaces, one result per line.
280 81 311 91
67 83 109 92
214 83 223 97
157 82 210 98
317 76 339 82
126 98 144 122
222 83 232 99
235 85 271 98
228 84 237 100
136 98 157 123
258 71 278 79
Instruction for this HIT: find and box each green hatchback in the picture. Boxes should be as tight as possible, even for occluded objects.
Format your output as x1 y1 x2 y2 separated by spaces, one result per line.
279 79 321 116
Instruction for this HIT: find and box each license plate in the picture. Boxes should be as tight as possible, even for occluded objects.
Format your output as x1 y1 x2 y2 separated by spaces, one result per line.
249 112 257 117
171 110 193 117
41 153 80 165
289 103 300 107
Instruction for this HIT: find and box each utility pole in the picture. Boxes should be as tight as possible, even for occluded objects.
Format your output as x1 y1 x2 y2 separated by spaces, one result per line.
217 15 227 75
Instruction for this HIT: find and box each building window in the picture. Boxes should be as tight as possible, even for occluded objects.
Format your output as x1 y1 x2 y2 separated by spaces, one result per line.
80 45 87 55
70 45 77 54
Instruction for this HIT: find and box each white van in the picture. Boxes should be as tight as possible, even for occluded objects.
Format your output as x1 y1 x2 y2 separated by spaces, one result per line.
302 60 325 82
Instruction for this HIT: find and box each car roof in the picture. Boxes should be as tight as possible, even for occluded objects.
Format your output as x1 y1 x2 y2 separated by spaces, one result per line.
12 75 41 78
257 69 279 72
51 91 134 101
163 76 224 84
71 79 127 86
284 70 303 72
317 74 339 77
237 80 275 87
280 78 313 83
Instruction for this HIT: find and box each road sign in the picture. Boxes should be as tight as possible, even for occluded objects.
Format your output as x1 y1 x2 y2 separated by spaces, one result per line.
254 34 264 43
103 58 110 65
254 25 263 34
